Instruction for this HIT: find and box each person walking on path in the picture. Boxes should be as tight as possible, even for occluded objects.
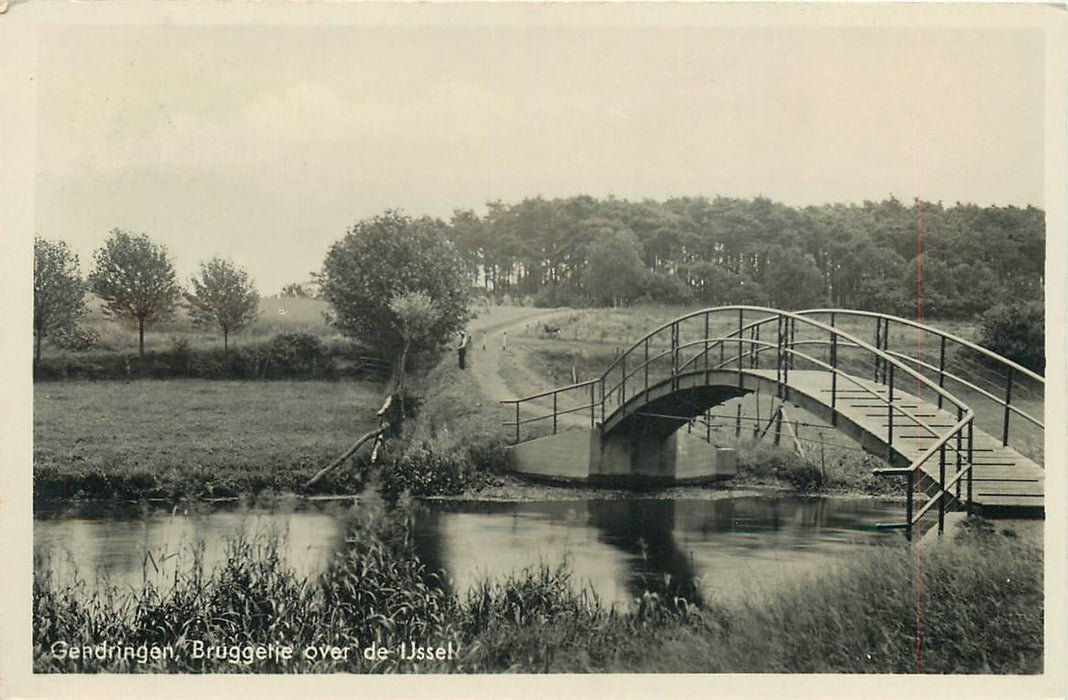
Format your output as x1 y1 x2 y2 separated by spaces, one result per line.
501 331 507 351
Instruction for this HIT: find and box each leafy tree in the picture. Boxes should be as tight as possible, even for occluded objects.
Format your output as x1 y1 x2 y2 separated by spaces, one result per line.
280 282 311 298
33 237 87 369
977 301 1045 372
89 229 181 359
763 245 826 309
586 228 645 307
319 210 470 366
185 257 261 354
389 291 437 407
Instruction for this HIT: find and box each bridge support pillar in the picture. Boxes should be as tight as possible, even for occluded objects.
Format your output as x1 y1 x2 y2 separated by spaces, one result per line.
592 430 736 482
505 429 735 485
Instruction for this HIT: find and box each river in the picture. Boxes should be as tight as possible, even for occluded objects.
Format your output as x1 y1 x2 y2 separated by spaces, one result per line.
34 495 903 609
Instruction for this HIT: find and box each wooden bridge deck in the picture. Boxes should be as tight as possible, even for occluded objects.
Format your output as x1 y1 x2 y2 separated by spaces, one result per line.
747 369 1044 512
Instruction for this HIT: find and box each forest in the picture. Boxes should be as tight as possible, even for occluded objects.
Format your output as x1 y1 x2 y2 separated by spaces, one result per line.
441 195 1044 318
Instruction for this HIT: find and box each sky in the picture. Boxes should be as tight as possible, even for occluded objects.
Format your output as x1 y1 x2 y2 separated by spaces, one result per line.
33 15 1046 296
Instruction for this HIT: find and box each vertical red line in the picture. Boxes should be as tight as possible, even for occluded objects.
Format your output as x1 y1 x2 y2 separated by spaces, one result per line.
915 199 924 674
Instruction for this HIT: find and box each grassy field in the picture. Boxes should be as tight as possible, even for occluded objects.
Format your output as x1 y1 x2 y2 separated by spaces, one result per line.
33 497 1042 674
33 380 386 501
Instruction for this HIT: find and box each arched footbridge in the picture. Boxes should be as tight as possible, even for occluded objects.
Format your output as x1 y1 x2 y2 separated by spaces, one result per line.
501 307 1044 535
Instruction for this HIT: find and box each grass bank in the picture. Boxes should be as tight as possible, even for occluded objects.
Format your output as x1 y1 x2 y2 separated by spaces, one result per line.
375 352 512 499
33 498 1042 674
33 380 385 501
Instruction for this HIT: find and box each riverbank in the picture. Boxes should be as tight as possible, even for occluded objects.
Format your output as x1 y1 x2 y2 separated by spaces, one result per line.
33 494 1042 674
30 370 904 506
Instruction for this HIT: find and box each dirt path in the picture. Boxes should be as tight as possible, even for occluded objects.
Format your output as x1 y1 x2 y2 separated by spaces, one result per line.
465 306 574 403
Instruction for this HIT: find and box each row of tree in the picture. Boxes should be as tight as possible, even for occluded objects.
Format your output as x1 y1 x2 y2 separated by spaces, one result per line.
36 193 1045 380
34 231 260 366
446 195 1044 316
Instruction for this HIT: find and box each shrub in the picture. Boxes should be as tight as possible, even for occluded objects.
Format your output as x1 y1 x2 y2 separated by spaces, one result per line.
533 284 592 309
637 272 694 305
977 301 1044 372
50 325 101 352
267 331 324 375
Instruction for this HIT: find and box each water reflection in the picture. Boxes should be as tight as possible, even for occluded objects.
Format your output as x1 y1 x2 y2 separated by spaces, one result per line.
586 500 700 602
35 496 901 609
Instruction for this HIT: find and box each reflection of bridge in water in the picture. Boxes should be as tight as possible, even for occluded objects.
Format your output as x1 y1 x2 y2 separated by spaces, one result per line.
502 307 1044 537
409 497 902 607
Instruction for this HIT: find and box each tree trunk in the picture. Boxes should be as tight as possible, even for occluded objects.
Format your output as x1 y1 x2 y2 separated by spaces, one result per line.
34 328 42 372
224 328 229 356
138 317 145 359
396 339 411 417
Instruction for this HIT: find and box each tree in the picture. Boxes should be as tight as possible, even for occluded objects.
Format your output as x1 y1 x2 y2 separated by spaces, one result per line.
586 228 645 307
389 291 437 407
319 210 470 366
185 257 261 354
89 229 181 359
280 282 311 298
763 245 826 309
33 237 87 369
977 301 1044 372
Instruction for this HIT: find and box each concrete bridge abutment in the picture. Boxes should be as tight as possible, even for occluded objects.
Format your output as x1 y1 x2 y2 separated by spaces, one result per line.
506 428 736 485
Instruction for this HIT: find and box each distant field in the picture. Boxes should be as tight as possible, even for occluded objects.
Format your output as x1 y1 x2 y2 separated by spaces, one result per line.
33 379 385 501
48 295 338 357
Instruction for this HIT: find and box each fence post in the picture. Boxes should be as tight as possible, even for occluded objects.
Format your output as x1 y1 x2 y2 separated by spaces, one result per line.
644 338 649 393
905 471 914 542
553 392 558 435
515 402 520 444
621 354 627 417
776 315 784 399
600 377 605 426
788 316 796 370
937 335 947 409
589 382 595 429
752 324 760 368
874 317 882 383
782 319 790 397
955 407 964 500
705 311 711 372
737 308 744 376
830 315 838 426
887 364 895 462
938 443 946 535
966 419 974 515
1002 368 1014 446
671 323 679 392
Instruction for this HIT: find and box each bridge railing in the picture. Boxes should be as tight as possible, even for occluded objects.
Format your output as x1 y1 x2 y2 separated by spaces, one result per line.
500 378 599 443
796 310 1043 465
595 307 981 538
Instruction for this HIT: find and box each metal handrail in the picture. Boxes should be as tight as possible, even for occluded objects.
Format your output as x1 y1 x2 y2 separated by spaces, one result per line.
797 308 1045 384
499 378 598 405
603 336 957 447
682 335 1043 431
878 348 1043 429
600 306 971 417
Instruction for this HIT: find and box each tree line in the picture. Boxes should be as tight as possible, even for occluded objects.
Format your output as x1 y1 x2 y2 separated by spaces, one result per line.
446 195 1044 316
35 194 1046 376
